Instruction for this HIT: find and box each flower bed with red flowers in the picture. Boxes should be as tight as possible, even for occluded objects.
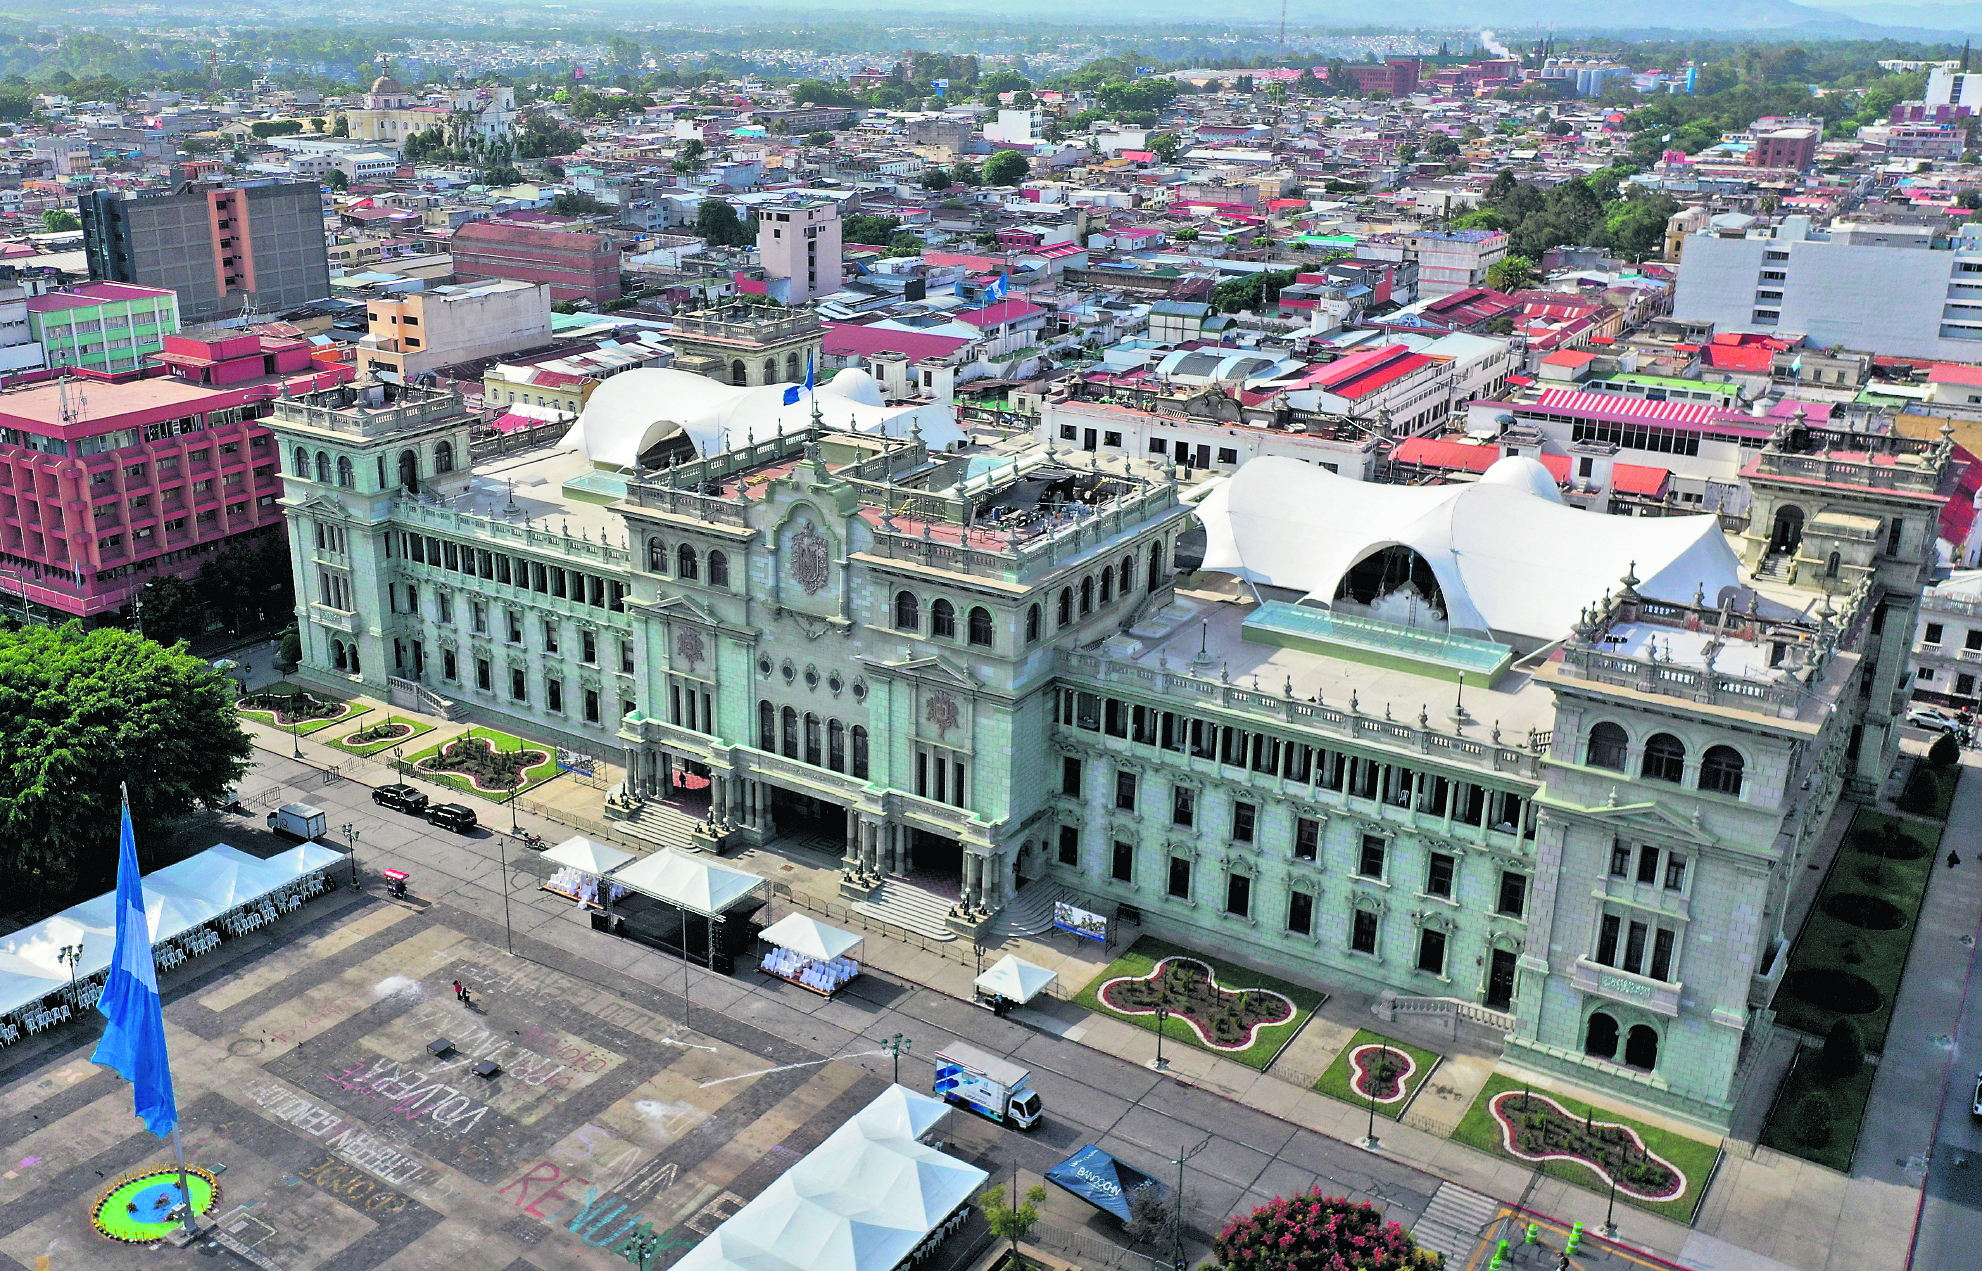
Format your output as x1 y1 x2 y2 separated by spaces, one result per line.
1213 1192 1443 1271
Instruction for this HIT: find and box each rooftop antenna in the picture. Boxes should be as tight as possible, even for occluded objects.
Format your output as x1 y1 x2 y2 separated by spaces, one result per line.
1278 0 1288 61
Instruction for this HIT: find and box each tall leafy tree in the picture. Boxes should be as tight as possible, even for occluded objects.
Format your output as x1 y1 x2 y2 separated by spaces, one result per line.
0 624 251 895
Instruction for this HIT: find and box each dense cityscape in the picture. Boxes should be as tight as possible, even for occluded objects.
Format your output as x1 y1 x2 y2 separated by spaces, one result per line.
0 8 1980 1271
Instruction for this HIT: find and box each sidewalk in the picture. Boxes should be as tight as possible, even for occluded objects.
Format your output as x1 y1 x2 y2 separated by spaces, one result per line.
234 698 1817 1271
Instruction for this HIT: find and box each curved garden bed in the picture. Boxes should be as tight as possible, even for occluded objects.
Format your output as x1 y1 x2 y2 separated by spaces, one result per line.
1488 1090 1687 1202
414 736 551 793
1098 956 1296 1052
1821 892 1907 931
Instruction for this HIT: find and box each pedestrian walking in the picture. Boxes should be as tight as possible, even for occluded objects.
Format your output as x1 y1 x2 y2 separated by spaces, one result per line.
451 979 463 1001
460 986 472 1008
1950 850 1963 869
1556 1255 1570 1271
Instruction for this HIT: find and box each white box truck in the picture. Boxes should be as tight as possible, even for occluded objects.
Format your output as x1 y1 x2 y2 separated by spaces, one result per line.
933 1041 1042 1129
270 803 327 841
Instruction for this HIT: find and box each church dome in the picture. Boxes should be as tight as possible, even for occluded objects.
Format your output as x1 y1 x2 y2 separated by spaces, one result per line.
369 75 404 96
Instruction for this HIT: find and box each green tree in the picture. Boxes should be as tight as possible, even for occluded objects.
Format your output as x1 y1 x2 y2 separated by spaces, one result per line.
842 213 901 245
1930 730 1962 767
0 623 252 895
325 168 349 191
1214 1192 1440 1271
1149 132 1182 163
950 161 982 187
1486 254 1537 293
1823 1018 1864 1078
552 191 610 216
1211 268 1298 313
135 575 209 647
979 1182 1046 1264
694 198 750 247
886 229 924 258
40 208 79 232
919 165 951 190
331 113 348 137
1793 1090 1834 1146
805 130 833 147
982 149 1030 186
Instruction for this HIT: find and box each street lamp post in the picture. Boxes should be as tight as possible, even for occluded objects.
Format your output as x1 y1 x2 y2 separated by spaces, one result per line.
340 822 361 889
1358 1058 1381 1152
1169 1133 1211 1271
1150 1005 1169 1071
1601 1173 1618 1238
883 1032 913 1086
497 828 514 956
57 943 82 999
623 1230 663 1271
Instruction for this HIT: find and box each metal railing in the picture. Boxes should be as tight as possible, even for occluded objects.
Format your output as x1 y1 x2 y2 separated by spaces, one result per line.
1030 1223 1166 1271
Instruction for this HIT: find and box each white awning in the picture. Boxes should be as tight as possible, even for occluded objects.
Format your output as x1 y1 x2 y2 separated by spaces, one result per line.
542 834 636 877
974 954 1058 1005
758 913 863 962
611 849 764 916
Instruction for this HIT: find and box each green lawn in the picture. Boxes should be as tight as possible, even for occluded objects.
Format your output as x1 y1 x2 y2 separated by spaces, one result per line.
403 725 562 801
1757 1047 1878 1173
324 715 437 759
1453 1072 1720 1223
1072 935 1326 1071
1771 808 1943 1052
238 684 369 736
1312 1029 1441 1120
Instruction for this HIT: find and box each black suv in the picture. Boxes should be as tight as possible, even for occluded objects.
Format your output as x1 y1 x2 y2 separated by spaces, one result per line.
426 803 479 834
372 783 429 815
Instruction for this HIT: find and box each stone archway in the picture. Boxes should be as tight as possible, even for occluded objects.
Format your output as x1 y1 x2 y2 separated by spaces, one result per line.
1624 1023 1660 1071
1584 1010 1620 1060
1770 504 1804 554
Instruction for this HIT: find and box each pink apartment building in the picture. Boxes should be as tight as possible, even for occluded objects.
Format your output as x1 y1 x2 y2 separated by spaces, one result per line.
0 327 351 623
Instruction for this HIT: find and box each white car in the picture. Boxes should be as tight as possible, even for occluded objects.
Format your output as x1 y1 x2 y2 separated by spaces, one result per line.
1908 705 1968 737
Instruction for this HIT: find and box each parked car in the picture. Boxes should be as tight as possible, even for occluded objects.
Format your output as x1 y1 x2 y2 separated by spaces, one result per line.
372 783 430 815
1907 704 1969 738
426 803 479 834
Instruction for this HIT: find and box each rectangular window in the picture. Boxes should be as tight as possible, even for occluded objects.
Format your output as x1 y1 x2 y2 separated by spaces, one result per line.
582 630 598 664
620 639 635 673
1104 698 1127 738
1636 845 1660 885
1497 871 1527 918
471 600 487 634
1610 841 1632 878
1597 913 1621 966
1294 817 1319 861
1112 840 1134 882
547 678 562 712
475 657 492 691
1062 756 1083 797
1967 629 1982 652
1624 920 1649 975
1664 855 1687 891
1058 825 1079 866
1167 855 1191 899
1171 786 1195 827
1416 927 1446 976
584 689 601 724
542 620 560 652
1358 835 1385 878
1650 927 1676 982
1115 769 1138 812
1287 891 1314 936
1232 802 1256 842
1426 853 1454 898
510 667 527 701
1926 622 1945 644
1225 872 1250 917
507 610 523 643
1351 909 1378 955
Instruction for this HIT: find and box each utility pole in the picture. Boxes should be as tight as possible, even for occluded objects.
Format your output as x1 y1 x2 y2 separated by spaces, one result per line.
1169 1132 1212 1271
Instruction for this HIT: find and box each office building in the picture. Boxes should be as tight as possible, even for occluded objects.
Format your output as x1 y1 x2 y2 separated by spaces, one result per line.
354 279 554 381
28 282 180 375
756 198 844 305
79 181 332 325
450 222 622 307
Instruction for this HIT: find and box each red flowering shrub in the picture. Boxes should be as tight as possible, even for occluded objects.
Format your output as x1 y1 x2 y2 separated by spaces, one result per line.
1213 1192 1442 1271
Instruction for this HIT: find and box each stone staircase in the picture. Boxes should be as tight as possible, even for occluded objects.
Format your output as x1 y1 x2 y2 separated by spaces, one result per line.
608 800 706 851
1753 551 1791 581
986 880 1073 939
1408 1183 1502 1262
854 878 958 941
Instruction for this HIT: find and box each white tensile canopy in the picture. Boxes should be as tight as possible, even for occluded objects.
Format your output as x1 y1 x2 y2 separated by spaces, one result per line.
758 913 863 962
673 1086 987 1271
1195 455 1742 645
541 834 636 878
0 843 342 1019
559 367 964 469
973 954 1058 1005
611 849 764 916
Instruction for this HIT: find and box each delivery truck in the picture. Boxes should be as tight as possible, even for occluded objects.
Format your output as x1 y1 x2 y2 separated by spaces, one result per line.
269 803 327 841
932 1041 1042 1129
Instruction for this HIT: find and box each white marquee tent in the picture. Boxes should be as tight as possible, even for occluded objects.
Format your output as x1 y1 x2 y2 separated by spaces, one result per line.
672 1086 987 1271
1195 455 1743 645
541 835 636 878
973 954 1058 1006
758 913 864 963
611 849 764 917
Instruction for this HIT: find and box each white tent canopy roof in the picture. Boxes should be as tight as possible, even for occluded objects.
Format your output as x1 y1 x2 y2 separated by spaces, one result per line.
559 368 964 469
541 834 636 877
673 1086 986 1271
758 913 863 962
1195 455 1742 645
611 849 764 916
974 954 1057 1005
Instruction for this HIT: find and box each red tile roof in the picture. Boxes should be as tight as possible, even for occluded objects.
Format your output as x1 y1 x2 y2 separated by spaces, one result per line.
822 321 974 362
954 299 1045 329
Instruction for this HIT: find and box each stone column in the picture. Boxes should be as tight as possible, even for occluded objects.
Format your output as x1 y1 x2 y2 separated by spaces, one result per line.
843 808 861 871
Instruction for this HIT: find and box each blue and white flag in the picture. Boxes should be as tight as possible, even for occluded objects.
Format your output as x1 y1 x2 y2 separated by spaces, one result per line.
984 274 1009 304
782 385 801 405
91 797 177 1139
805 351 815 393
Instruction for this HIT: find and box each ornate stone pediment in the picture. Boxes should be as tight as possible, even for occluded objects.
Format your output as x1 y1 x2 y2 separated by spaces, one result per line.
1579 796 1718 847
883 654 982 689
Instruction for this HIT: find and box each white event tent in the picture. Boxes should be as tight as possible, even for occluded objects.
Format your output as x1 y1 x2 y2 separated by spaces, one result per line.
672 1085 987 1271
1195 455 1743 646
973 954 1058 1006
758 913 864 963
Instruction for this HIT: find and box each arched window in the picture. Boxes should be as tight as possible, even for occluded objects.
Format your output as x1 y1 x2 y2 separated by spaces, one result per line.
1586 722 1628 771
851 725 870 779
336 455 354 488
434 439 455 474
398 449 419 492
1642 733 1686 783
786 352 801 381
1148 539 1165 591
1825 550 1840 579
648 537 666 572
731 359 747 385
1584 1011 1619 1060
781 706 799 759
1700 745 1745 797
708 550 729 587
931 598 956 638
294 445 310 477
1080 577 1093 615
348 645 360 674
968 606 994 647
1099 565 1114 603
894 590 919 631
759 700 776 750
677 543 699 580
1624 1024 1659 1071
828 719 846 772
1057 588 1072 627
804 713 822 766
1025 604 1041 643
762 358 777 383
331 639 346 670
315 450 331 483
1120 553 1136 593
